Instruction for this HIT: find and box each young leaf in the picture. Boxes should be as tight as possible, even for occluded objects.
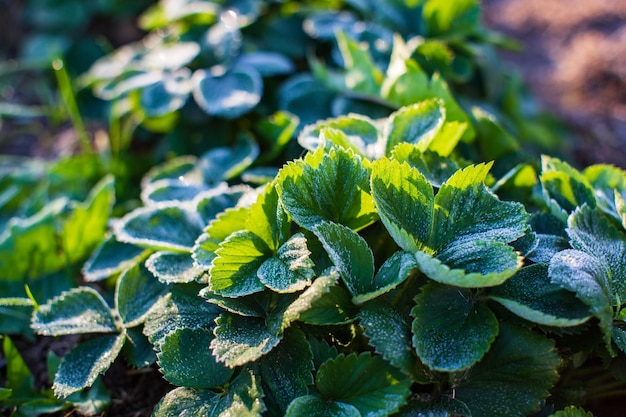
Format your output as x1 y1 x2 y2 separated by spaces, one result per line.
490 264 592 327
411 283 498 371
82 236 149 282
193 206 250 269
383 99 445 155
201 290 269 318
53 334 126 398
114 204 204 252
245 183 290 252
145 251 203 284
3 336 34 398
285 395 361 417
32 287 117 336
454 323 560 417
335 31 384 96
371 158 433 253
208 230 269 297
257 233 315 293
259 327 313 414
192 67 262 119
115 261 168 328
550 407 595 417
352 250 417 305
211 313 282 367
277 146 377 231
315 352 412 417
157 327 234 388
359 301 421 380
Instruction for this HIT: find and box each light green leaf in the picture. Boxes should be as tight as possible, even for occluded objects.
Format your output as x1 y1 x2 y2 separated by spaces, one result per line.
199 136 260 184
423 0 480 37
412 283 498 371
208 230 269 297
315 352 412 417
259 327 313 414
32 287 117 336
427 121 467 157
157 327 233 388
153 388 220 417
115 262 168 327
371 158 433 253
313 222 374 298
246 183 290 251
384 99 445 155
53 334 125 398
213 369 265 417
192 67 262 118
336 31 384 95
298 113 382 159
277 146 377 231
258 233 315 293
193 207 250 269
454 323 560 417
616 191 626 230
285 395 361 417
146 251 203 284
359 301 420 379
211 313 281 367
390 144 460 187
3 336 34 398
490 264 591 326
82 236 149 282
584 163 626 222
550 407 595 417
114 204 204 252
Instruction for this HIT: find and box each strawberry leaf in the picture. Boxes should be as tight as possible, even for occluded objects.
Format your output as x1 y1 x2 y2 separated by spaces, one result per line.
258 233 316 293
115 261 168 328
145 251 203 284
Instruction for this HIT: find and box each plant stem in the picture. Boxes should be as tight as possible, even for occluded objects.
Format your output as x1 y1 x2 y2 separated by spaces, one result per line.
52 58 92 154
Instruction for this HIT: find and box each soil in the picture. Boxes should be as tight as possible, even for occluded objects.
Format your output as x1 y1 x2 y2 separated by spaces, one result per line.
1 1 625 416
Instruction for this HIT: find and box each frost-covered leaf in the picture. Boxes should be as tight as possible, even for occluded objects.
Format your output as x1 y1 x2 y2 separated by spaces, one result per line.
83 236 149 282
352 250 417 304
212 369 265 416
384 99 445 155
412 283 498 371
157 327 233 388
236 51 294 76
192 67 262 118
115 262 168 327
335 31 384 95
199 136 260 184
490 264 591 327
193 206 249 269
245 183 290 251
195 184 253 224
153 388 220 417
259 328 313 414
396 395 471 417
285 395 361 417
315 352 412 417
550 407 595 417
258 233 315 293
454 323 559 417
114 204 204 252
208 230 269 297
371 158 433 253
211 313 281 367
146 251 203 284
200 290 269 317
359 301 420 379
390 144 459 187
53 334 125 398
142 155 199 186
123 328 156 368
277 146 377 231
32 287 117 336
141 180 208 204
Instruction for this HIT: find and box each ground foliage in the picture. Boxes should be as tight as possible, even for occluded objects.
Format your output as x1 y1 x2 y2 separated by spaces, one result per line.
1 1 626 416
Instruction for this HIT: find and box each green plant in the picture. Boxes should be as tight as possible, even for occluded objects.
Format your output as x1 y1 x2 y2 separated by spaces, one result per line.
27 102 626 416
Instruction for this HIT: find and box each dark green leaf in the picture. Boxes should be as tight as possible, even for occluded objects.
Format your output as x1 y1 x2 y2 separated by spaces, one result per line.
3 336 34 397
32 287 117 336
285 395 361 417
192 67 262 118
158 327 233 388
412 283 498 371
83 236 149 282
54 334 125 398
200 290 269 317
140 69 191 118
454 323 559 417
115 261 168 327
153 388 220 417
396 395 471 417
199 136 260 184
123 327 156 368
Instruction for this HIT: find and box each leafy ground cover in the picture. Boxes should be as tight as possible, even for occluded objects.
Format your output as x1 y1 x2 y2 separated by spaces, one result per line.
1 1 625 417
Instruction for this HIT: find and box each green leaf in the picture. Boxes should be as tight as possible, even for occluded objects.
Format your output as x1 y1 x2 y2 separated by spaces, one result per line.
472 106 520 161
246 183 290 251
359 301 421 379
208 230 269 297
158 327 234 388
213 369 266 416
390 144 460 187
296 273 357 326
82 236 149 282
411 283 498 371
53 334 125 398
335 31 384 95
115 261 168 327
454 323 560 417
315 352 412 417
145 251 203 284
427 121 467 157
201 290 269 317
192 67 262 118
236 51 294 77
551 407 595 417
540 156 596 221
193 207 249 269
277 146 377 231
490 264 591 326
199 136 260 184
65 377 110 416
153 388 220 417
285 395 361 417
353 251 417 304
258 233 315 293
211 313 281 367
298 113 382 159
371 157 433 253
616 191 626 230
114 204 204 252
32 287 117 336
259 327 313 414
423 0 480 37
139 69 191 118
396 395 471 417
123 327 156 368
384 99 445 155
141 180 208 204
3 336 34 398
